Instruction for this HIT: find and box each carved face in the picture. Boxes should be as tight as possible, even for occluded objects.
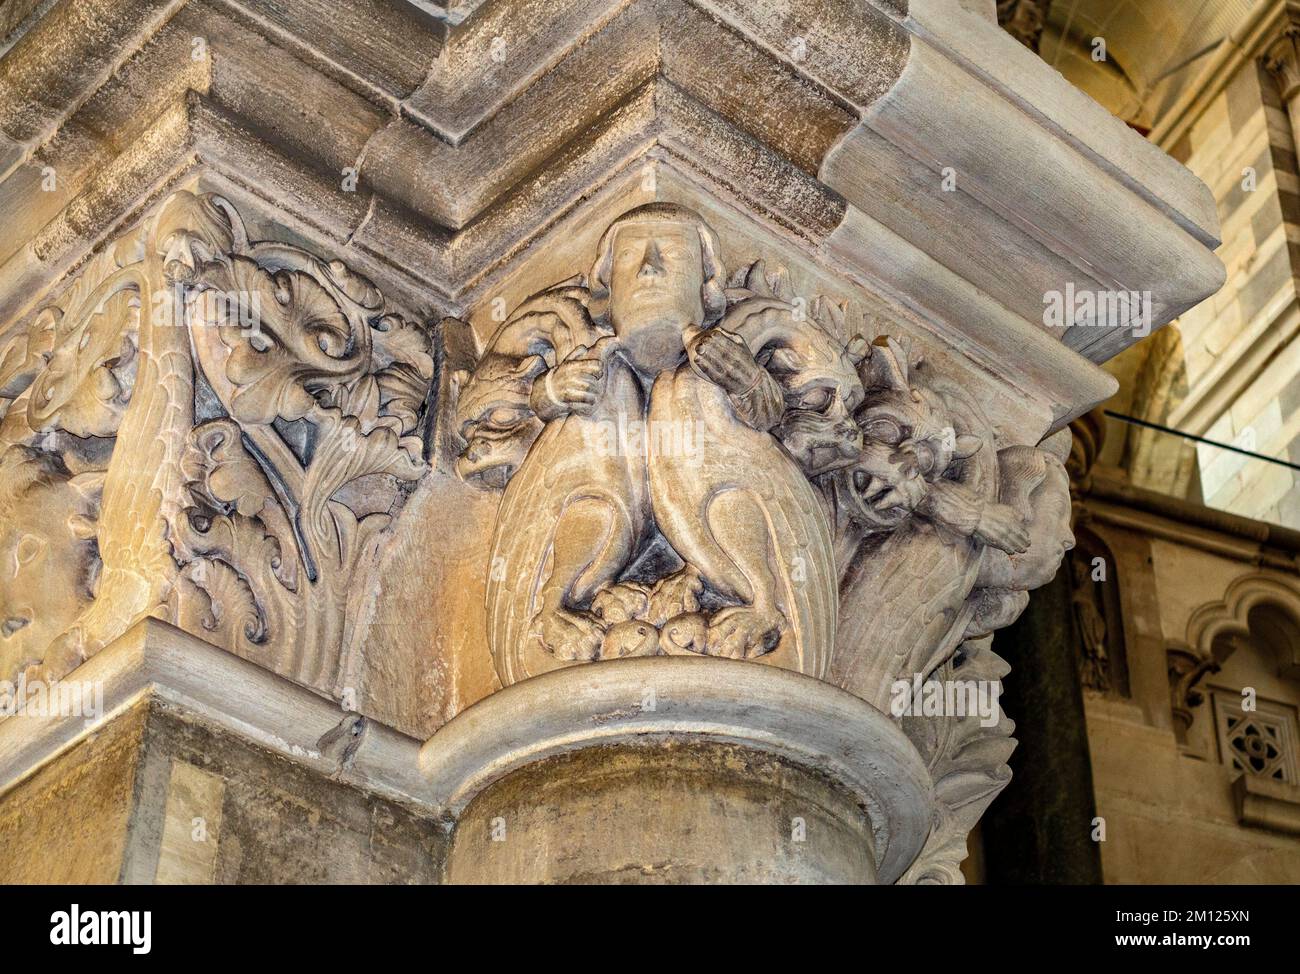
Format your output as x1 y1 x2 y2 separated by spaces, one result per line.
761 327 865 476
454 353 547 488
607 222 705 374
830 340 971 532
0 450 98 680
832 438 928 532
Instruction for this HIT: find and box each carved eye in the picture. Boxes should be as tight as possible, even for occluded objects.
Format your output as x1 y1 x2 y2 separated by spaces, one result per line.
862 417 904 444
486 407 525 428
15 534 43 568
797 388 833 412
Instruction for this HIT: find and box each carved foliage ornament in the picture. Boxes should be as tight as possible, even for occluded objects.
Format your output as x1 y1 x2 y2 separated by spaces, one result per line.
0 191 433 692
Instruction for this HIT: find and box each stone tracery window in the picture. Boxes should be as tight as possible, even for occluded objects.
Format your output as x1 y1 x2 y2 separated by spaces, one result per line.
1176 578 1300 791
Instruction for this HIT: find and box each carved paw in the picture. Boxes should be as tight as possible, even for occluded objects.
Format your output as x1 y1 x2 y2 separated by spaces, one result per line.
591 582 652 625
538 609 607 662
706 606 784 660
600 620 660 659
975 503 1031 554
658 613 709 655
646 566 703 625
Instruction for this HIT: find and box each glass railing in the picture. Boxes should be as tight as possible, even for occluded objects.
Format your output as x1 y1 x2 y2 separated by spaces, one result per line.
1104 410 1300 531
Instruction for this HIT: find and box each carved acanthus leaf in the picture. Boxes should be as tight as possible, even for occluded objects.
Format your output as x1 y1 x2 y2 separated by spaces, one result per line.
899 639 1016 885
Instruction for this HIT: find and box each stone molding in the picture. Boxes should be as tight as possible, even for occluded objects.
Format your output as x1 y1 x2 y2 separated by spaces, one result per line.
0 0 1220 380
0 618 429 811
1236 771 1300 835
418 655 933 883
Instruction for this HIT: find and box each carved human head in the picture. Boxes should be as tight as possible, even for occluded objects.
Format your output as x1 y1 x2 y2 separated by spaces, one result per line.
589 204 726 370
0 446 101 680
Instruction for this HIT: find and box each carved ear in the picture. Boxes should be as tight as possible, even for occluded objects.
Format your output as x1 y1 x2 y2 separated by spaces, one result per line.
451 369 470 393
953 434 983 459
68 471 105 506
68 513 98 541
863 336 910 392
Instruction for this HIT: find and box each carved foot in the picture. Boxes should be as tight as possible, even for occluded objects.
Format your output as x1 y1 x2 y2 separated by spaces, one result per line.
646 565 704 625
601 620 660 658
591 582 652 625
706 606 784 660
537 608 608 662
658 613 709 655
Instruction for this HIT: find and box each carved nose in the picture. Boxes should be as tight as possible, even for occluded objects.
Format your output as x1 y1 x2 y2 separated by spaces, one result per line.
637 241 665 277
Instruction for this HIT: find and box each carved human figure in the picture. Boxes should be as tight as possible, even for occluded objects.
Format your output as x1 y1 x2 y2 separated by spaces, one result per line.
0 446 101 682
1071 556 1110 691
456 204 862 683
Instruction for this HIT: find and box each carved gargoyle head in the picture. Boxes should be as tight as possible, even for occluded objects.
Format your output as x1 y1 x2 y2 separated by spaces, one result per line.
453 353 547 489
0 446 102 681
722 265 867 476
746 322 860 477
831 337 980 531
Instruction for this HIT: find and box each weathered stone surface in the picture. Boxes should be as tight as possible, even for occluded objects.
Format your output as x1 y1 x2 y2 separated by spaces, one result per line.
0 0 1229 885
448 741 877 884
0 704 146 884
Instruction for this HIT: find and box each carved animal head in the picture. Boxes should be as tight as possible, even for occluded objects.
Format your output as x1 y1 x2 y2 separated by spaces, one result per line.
0 446 102 681
453 353 546 489
455 289 606 490
724 287 867 476
831 337 981 531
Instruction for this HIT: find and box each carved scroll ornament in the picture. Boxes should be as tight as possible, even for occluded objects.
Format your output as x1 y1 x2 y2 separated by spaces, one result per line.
0 191 433 693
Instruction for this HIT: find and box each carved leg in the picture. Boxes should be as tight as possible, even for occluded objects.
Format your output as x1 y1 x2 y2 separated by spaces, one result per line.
694 489 786 659
534 495 636 661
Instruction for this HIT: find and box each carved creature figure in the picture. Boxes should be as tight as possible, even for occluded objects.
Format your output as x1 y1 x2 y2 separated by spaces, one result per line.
456 204 860 682
455 205 1076 702
0 446 102 682
826 338 1067 710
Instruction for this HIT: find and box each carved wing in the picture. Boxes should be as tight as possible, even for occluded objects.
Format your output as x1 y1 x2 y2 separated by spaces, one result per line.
29 193 234 678
484 402 643 687
831 523 984 712
737 436 838 678
649 369 838 678
58 295 192 668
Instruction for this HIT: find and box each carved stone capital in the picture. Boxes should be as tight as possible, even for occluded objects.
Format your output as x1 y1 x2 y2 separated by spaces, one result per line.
1266 20 1300 103
435 202 1085 882
0 190 435 697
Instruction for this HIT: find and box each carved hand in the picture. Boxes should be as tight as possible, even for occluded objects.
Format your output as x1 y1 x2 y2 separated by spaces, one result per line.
974 502 1031 554
530 353 604 420
687 327 763 395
